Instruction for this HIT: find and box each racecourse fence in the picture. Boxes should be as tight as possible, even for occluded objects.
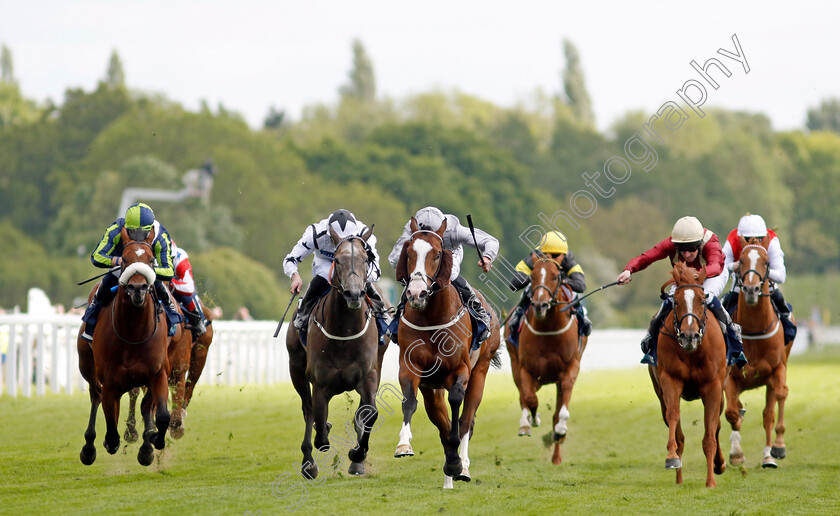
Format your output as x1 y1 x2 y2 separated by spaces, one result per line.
0 314 818 398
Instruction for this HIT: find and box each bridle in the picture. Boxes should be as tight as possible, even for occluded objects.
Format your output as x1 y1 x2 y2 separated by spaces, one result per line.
528 258 573 309
734 244 771 297
330 235 370 294
406 230 447 298
670 283 709 343
113 241 160 345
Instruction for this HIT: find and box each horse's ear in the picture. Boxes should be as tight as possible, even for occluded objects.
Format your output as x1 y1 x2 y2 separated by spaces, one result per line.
671 264 681 283
120 226 129 243
436 217 448 239
146 226 156 245
761 234 770 249
395 240 411 284
409 217 419 233
329 226 341 246
739 235 748 248
698 264 707 283
530 250 540 262
362 224 374 242
435 249 453 289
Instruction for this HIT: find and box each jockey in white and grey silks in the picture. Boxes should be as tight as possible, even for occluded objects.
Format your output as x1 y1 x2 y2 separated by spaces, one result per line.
387 206 499 347
284 209 383 335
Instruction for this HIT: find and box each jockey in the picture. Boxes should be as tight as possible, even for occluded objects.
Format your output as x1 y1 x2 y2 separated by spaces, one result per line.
81 202 183 342
506 231 592 344
169 240 208 337
387 206 498 347
284 209 384 339
615 216 747 368
721 213 796 344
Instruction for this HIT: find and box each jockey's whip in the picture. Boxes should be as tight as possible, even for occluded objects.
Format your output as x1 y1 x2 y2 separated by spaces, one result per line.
77 267 119 286
465 214 486 267
273 294 298 338
559 281 621 312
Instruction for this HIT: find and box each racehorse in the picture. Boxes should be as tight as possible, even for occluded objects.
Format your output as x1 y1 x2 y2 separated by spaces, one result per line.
504 255 586 464
393 217 501 489
184 304 216 409
286 225 387 478
124 297 198 442
648 262 727 487
724 237 792 468
77 228 171 466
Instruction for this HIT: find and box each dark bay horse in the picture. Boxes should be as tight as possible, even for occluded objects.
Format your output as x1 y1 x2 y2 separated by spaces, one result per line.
77 228 171 466
124 296 198 442
393 217 501 489
504 255 584 464
648 262 727 487
286 225 387 478
724 237 792 468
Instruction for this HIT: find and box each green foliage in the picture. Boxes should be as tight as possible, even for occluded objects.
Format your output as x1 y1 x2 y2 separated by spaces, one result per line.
339 38 376 103
104 49 125 89
562 39 594 127
806 97 840 133
1 44 13 83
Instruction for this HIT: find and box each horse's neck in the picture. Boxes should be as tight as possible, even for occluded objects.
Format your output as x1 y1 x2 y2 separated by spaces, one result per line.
114 290 157 337
736 292 776 330
406 286 463 324
527 302 571 330
323 288 368 329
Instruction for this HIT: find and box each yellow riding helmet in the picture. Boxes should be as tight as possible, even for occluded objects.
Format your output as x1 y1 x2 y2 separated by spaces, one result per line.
538 231 568 254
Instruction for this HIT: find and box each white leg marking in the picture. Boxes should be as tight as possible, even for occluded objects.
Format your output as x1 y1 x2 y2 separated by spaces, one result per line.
729 431 742 455
554 405 570 435
398 422 413 446
763 445 772 459
459 434 470 469
519 408 530 428
443 476 454 489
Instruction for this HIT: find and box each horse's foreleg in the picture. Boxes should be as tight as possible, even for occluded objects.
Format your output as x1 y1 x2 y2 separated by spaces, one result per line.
151 370 170 452
771 364 789 460
442 376 467 479
394 374 419 458
123 388 140 443
80 387 101 465
168 362 188 440
137 388 156 466
421 387 456 488
554 363 579 443
311 387 330 452
660 374 684 479
518 368 539 436
100 386 121 456
723 376 745 465
456 360 492 480
701 383 724 487
288 345 317 479
348 372 380 476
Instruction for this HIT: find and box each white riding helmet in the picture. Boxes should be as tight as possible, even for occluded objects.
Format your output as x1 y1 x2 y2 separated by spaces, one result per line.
671 216 704 244
415 206 445 231
737 213 767 238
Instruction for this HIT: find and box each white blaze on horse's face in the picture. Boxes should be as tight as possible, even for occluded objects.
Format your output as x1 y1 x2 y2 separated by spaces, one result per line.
532 265 551 319
742 248 763 305
407 239 433 308
134 248 146 257
677 288 702 351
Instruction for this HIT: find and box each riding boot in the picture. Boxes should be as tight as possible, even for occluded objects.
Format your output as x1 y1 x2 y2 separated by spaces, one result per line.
721 290 739 316
454 277 492 345
708 295 747 368
293 275 331 332
641 298 672 366
576 302 593 337
155 281 183 337
388 288 407 344
770 288 797 344
508 288 532 338
80 272 119 342
366 282 392 346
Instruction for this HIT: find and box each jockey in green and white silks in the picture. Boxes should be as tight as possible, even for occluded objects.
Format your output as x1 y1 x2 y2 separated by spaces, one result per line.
387 206 499 348
284 209 384 337
81 202 182 342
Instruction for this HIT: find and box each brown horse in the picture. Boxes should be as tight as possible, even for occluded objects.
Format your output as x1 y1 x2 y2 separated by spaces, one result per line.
648 262 727 487
724 237 792 468
393 217 501 489
124 296 198 442
184 304 216 408
286 226 387 478
77 228 171 466
504 255 585 464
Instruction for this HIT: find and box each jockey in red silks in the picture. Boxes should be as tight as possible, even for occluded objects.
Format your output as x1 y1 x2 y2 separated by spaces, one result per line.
615 216 747 368
721 213 796 344
169 240 208 337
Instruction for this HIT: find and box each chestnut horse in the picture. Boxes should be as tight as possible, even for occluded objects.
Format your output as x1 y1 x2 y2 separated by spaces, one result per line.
504 255 586 464
724 237 792 468
77 228 171 466
286 226 387 478
393 217 501 489
648 262 727 487
124 299 205 442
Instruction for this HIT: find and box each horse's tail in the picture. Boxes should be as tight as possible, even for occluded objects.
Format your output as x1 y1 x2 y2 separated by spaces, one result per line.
490 350 503 370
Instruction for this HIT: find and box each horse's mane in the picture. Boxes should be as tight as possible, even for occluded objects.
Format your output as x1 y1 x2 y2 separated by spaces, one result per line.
672 261 706 285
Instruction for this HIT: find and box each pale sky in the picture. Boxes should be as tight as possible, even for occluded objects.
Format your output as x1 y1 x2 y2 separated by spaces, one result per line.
2 0 838 132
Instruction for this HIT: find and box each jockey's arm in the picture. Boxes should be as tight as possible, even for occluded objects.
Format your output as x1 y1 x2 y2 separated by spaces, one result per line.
767 237 787 284
283 225 318 279
387 223 412 269
562 252 586 293
90 221 122 269
508 256 533 291
364 231 382 282
152 229 175 281
722 239 737 272
453 222 499 263
700 233 725 278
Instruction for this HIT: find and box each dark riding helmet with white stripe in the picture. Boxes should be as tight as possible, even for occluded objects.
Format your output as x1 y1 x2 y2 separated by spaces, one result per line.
328 209 359 238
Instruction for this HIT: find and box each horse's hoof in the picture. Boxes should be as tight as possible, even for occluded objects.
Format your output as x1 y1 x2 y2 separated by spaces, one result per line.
518 426 531 437
738 408 746 418
771 446 786 459
103 438 120 455
348 462 365 476
123 427 139 443
394 444 414 457
531 414 541 427
729 454 745 466
455 466 471 482
137 443 154 466
665 458 682 469
153 433 167 450
80 445 96 465
553 432 566 443
762 457 778 469
443 459 463 478
170 424 185 440
302 462 319 479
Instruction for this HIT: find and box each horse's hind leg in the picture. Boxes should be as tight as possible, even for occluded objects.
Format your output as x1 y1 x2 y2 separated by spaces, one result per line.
394 374 420 458
456 361 492 480
420 387 456 488
724 377 745 465
151 370 171 451
169 358 189 440
124 388 140 443
138 388 156 466
770 365 789 461
80 386 101 465
184 340 209 408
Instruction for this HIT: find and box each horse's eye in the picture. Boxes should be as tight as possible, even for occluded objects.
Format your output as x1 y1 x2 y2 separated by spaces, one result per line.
435 253 441 260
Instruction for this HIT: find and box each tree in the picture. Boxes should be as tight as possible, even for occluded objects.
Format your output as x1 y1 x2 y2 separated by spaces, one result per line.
562 39 594 127
263 106 286 130
339 39 376 102
105 49 125 88
806 98 840 134
1 44 14 84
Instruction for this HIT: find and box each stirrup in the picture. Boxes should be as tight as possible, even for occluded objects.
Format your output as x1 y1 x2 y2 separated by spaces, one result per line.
729 351 748 369
641 353 657 366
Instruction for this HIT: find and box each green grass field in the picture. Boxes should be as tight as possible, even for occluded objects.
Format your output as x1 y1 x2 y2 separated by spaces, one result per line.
2 348 839 515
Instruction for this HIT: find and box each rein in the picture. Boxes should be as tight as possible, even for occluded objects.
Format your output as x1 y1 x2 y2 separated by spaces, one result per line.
111 278 160 346
670 283 709 342
316 235 376 341
528 259 574 308
735 245 771 296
